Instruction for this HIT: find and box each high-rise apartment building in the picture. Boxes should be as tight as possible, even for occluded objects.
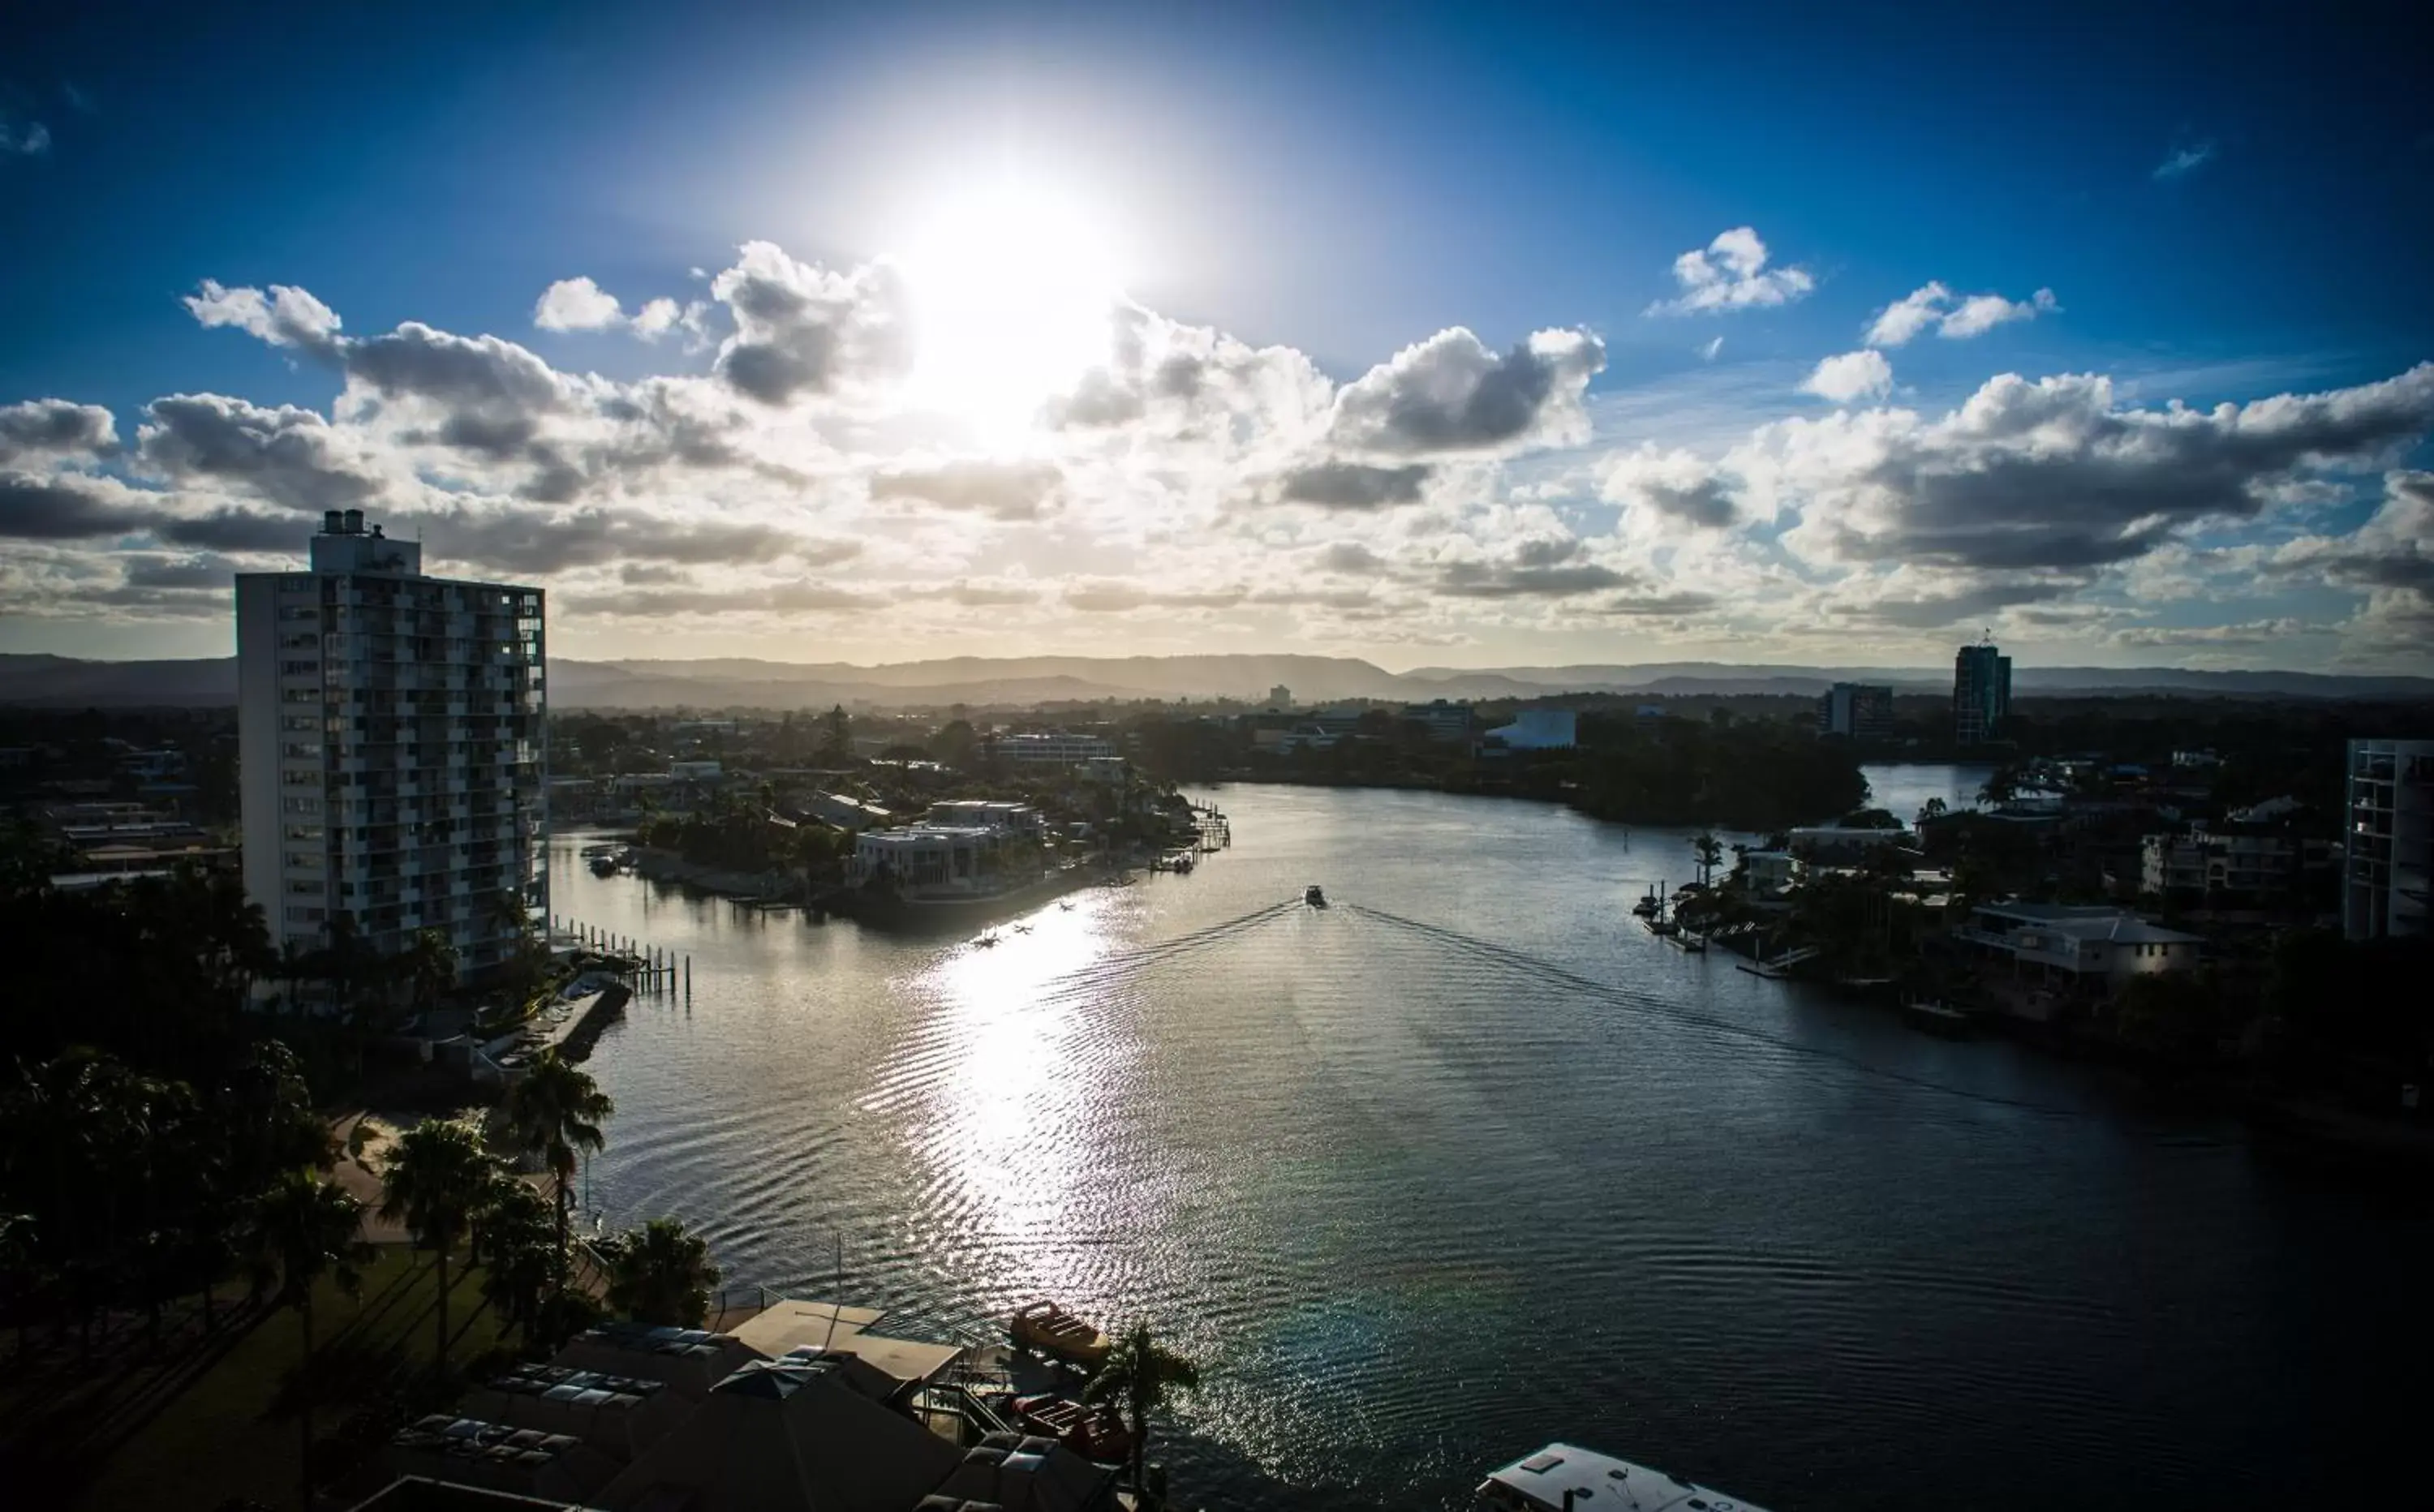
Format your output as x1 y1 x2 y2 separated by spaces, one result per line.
237 510 547 979
2343 738 2432 941
1953 642 2012 745
1817 682 1894 741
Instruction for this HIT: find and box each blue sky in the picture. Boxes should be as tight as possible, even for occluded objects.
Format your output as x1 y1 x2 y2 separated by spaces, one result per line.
3 1 2430 668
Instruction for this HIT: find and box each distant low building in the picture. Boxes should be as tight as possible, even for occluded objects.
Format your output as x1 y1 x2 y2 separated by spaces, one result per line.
1481 709 1577 751
1817 682 1894 741
923 800 1043 833
802 792 894 831
2139 827 2333 902
1400 699 1474 743
990 732 1116 766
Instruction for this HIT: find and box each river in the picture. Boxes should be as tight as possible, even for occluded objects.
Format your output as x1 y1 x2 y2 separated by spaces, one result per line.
548 769 2426 1510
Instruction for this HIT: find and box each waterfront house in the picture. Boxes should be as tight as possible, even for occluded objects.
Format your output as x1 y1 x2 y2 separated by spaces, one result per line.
1958 901 2202 996
924 799 1046 834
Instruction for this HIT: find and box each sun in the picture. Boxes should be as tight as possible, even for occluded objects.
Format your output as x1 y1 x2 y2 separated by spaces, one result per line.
897 174 1127 439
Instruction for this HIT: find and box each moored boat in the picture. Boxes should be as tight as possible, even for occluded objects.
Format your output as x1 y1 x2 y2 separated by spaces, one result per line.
1477 1443 1772 1512
1009 1300 1112 1368
1010 1393 1134 1463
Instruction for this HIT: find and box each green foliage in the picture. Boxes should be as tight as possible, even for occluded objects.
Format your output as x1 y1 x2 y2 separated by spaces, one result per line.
377 1118 497 1373
1568 719 1868 828
600 1216 721 1327
502 1050 613 1276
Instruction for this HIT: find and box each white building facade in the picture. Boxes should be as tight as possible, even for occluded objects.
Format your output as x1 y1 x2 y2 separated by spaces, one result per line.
2345 738 2433 940
991 732 1116 766
237 510 547 979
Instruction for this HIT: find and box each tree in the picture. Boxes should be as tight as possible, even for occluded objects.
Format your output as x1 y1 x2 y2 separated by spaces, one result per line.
399 929 460 1019
817 704 854 766
1083 1321 1200 1490
1917 797 1948 829
471 1172 559 1343
245 1170 372 1508
928 719 978 768
601 1217 720 1327
501 1050 613 1280
1692 831 1723 888
376 1119 495 1374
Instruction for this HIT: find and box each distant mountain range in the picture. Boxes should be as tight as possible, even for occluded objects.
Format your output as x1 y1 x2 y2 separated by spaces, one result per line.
3 651 2429 709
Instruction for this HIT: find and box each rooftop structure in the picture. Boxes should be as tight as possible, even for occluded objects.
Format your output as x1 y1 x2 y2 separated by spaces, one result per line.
1477 1442 1772 1512
385 1414 618 1506
1953 640 2012 745
2344 738 2432 940
236 511 546 977
924 800 1044 832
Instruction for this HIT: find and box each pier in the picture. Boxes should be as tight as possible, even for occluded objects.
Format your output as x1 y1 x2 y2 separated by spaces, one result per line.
553 913 692 1003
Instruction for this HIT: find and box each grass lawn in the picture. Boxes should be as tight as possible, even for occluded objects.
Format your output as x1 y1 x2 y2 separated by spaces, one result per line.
72 1244 512 1512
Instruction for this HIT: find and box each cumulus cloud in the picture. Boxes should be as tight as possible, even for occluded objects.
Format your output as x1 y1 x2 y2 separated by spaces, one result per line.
1699 337 1724 362
711 242 912 404
0 400 117 465
1277 461 1433 509
2268 470 2434 642
565 580 884 617
1327 328 1605 457
0 472 151 539
1647 227 1813 316
533 277 626 332
1735 363 2434 574
869 460 1062 521
1065 582 1249 612
137 394 385 513
183 280 342 357
1599 445 1740 528
1867 282 2057 346
1801 350 1894 404
1316 541 1388 574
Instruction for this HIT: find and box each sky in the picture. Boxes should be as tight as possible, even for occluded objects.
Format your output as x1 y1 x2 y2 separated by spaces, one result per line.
3 1 2431 672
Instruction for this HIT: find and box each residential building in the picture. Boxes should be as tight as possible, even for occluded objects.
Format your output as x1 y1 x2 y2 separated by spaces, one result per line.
989 732 1116 766
2344 738 2434 940
2140 827 2335 903
1400 699 1474 743
1481 709 1578 750
852 823 1035 894
1959 901 2203 995
1817 681 1894 741
1953 640 2012 745
922 800 1044 833
1266 683 1292 708
237 509 546 978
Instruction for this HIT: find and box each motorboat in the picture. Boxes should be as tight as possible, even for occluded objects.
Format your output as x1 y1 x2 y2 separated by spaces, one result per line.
1477 1443 1771 1512
1009 1393 1135 1463
973 931 1001 949
1304 883 1327 908
1631 887 1659 918
589 853 619 877
1009 1300 1112 1368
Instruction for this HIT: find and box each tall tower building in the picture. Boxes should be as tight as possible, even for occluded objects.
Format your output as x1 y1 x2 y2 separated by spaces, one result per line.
1953 640 2012 745
237 510 548 980
2344 739 2432 941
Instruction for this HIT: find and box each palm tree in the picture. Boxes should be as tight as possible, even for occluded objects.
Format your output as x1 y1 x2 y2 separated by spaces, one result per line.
1083 1321 1201 1490
246 1170 372 1509
376 1119 495 1374
471 1171 557 1342
602 1217 720 1326
1692 831 1724 889
400 929 459 1020
501 1050 613 1279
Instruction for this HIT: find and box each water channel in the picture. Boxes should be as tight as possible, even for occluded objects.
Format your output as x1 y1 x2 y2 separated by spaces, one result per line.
549 770 2425 1510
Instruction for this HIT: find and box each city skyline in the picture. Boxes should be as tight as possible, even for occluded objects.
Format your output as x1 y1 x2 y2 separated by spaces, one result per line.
5 3 2432 673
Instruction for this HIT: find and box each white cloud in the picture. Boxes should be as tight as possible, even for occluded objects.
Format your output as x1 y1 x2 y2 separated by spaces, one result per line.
1800 350 1894 404
1 118 50 157
1646 227 1814 316
1699 337 1724 362
533 277 626 332
1867 282 2057 346
183 280 342 357
633 299 683 338
2154 142 2215 181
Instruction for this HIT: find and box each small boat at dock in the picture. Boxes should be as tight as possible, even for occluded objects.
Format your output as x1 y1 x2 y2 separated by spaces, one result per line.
1009 1300 1112 1368
1477 1442 1773 1512
1009 1393 1135 1463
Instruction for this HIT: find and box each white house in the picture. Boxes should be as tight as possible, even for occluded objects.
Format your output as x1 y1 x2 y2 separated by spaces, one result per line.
1959 901 2203 995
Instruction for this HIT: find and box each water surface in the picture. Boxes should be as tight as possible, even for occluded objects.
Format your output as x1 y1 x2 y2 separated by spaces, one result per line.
553 774 2423 1510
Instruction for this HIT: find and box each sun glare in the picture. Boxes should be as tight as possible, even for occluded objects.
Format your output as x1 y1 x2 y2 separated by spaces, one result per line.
899 174 1126 439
